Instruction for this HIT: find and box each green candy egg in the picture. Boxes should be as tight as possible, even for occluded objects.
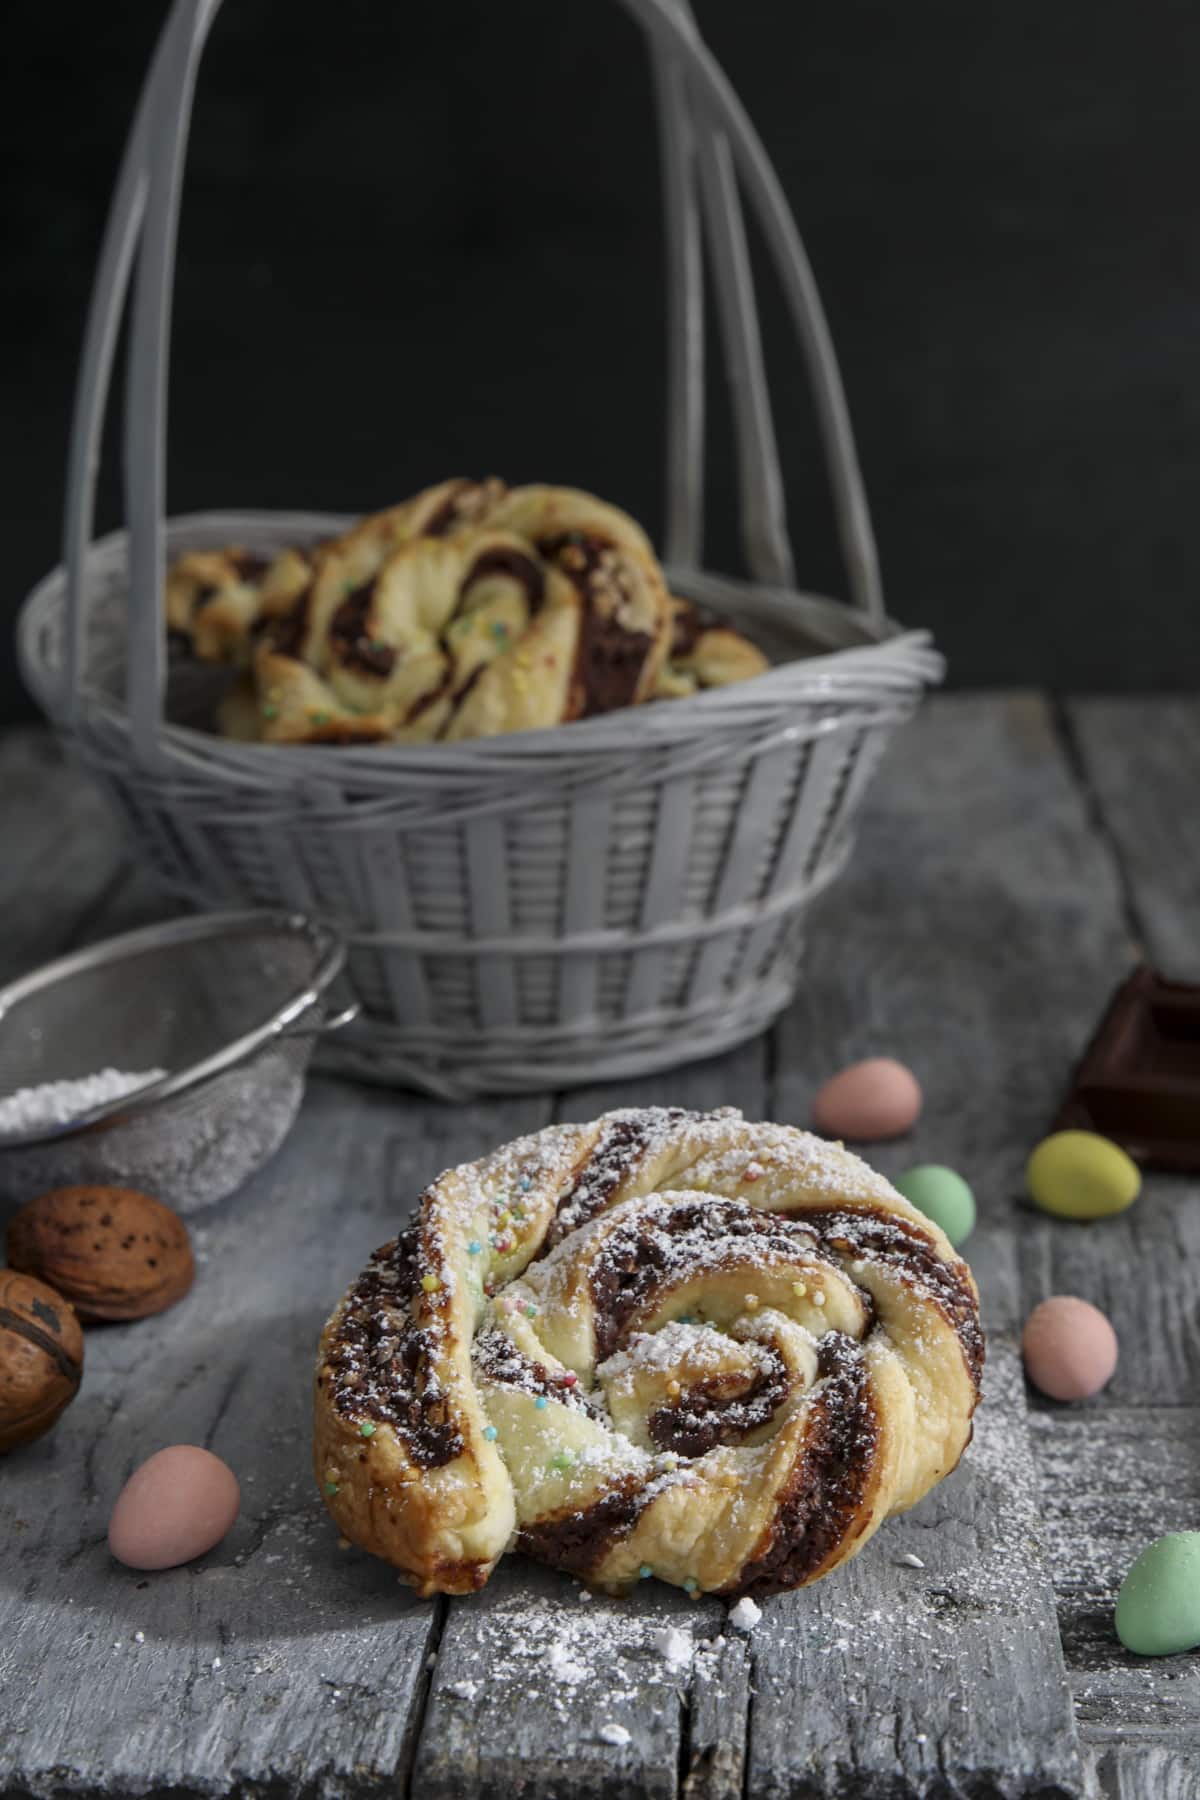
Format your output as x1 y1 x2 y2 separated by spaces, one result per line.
1115 1533 1200 1655
1026 1130 1140 1221
893 1165 976 1247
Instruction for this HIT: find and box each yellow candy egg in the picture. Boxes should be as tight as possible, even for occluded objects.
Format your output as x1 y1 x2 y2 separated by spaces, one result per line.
1026 1130 1141 1221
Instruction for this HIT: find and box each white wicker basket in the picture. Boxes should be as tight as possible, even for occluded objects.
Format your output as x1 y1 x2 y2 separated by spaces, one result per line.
18 0 942 1100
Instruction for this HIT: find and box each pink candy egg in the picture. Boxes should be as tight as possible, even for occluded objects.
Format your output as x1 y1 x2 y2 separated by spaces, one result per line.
811 1057 922 1142
108 1445 240 1571
1022 1296 1118 1401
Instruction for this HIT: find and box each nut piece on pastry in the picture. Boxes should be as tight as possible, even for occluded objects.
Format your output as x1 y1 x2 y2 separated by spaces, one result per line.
313 1106 983 1599
655 596 770 699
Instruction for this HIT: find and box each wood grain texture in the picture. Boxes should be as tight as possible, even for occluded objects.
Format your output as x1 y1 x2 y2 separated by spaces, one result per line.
1039 699 1200 1798
745 694 1120 1798
1064 695 1200 983
414 1036 769 1798
3 701 1197 1799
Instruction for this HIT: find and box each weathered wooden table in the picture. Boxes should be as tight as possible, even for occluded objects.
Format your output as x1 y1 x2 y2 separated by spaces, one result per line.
2 695 1198 1800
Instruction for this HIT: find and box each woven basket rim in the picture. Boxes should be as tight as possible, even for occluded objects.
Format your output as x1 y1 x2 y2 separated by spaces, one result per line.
19 510 943 779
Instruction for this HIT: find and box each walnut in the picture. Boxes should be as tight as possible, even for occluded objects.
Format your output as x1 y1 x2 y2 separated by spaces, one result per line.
7 1186 195 1323
0 1269 84 1451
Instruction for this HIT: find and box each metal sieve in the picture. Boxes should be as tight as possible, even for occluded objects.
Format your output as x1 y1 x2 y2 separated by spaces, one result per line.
0 911 355 1213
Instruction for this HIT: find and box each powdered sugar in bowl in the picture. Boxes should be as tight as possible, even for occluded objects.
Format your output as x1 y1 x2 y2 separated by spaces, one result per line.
0 912 355 1214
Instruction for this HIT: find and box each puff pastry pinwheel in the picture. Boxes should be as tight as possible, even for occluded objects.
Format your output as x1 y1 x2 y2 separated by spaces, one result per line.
314 1107 983 1599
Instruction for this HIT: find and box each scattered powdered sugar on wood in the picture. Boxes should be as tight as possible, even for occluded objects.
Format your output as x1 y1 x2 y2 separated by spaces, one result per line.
728 1596 762 1632
651 1626 694 1669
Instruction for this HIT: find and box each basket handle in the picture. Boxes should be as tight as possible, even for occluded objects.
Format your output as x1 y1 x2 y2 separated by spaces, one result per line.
61 0 884 766
640 0 883 618
651 0 793 589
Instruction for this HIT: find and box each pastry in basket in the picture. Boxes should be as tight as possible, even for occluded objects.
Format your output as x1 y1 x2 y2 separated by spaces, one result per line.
655 595 770 698
167 479 770 744
165 546 312 665
313 1106 983 1599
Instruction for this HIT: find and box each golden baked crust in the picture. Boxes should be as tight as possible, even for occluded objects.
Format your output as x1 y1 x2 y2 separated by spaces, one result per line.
166 480 769 744
313 1107 982 1599
654 595 770 698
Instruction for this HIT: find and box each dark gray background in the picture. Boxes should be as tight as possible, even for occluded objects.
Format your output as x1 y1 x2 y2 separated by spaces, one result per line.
3 0 1198 722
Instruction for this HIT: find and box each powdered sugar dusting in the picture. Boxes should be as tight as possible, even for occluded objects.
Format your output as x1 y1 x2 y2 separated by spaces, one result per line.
0 1067 165 1136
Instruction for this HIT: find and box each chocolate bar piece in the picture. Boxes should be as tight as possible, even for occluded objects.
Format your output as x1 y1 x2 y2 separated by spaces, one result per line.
1054 966 1200 1170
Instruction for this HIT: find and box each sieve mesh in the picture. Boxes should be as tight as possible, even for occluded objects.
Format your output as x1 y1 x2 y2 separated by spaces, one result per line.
0 912 341 1141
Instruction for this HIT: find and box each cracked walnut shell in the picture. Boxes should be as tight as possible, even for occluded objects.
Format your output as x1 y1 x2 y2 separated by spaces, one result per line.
0 1269 84 1451
7 1185 195 1323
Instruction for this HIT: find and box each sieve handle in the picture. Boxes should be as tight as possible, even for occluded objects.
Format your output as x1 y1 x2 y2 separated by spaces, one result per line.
279 1000 361 1043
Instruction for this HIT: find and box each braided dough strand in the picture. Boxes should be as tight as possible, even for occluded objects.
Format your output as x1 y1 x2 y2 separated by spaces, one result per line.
314 1108 983 1598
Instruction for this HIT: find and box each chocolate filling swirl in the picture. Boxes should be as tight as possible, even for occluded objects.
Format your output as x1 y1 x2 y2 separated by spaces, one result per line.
330 578 395 677
325 1223 464 1468
647 1344 791 1458
539 531 656 716
730 1332 880 1597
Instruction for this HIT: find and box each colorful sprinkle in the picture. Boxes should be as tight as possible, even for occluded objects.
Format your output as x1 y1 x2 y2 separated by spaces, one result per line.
467 1240 481 1255
534 1396 549 1411
360 1422 376 1438
262 704 279 721
683 1576 699 1594
496 1237 513 1253
497 1210 512 1227
523 1303 538 1319
639 1564 653 1580
483 1426 498 1442
677 1314 694 1326
421 1274 441 1294
519 1177 532 1192
491 621 509 641
548 1449 576 1472
792 1280 807 1298
484 1281 496 1297
310 711 331 725
324 1481 339 1497
560 1371 578 1388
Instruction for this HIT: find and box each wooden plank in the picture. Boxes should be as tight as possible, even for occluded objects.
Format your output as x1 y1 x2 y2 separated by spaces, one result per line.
1048 699 1200 1796
0 1072 551 1798
747 694 1110 1796
1021 697 1200 1406
1093 1746 1200 1800
746 1348 1084 1800
1065 695 1200 983
1031 1406 1200 1800
1029 1407 1200 1699
415 1043 769 1800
